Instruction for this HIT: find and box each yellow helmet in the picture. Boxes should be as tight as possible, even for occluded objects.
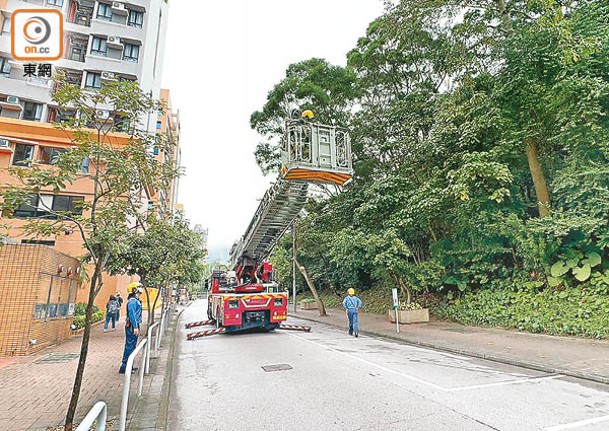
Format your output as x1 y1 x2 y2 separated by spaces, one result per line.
301 110 315 120
127 282 142 289
347 288 355 295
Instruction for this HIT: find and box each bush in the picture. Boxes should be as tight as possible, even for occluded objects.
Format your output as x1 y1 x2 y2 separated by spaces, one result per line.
72 311 105 330
434 278 609 339
74 302 100 316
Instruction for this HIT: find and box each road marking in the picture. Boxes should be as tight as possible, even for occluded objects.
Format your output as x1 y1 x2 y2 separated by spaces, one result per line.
282 331 447 391
447 374 563 392
284 331 563 394
544 415 609 430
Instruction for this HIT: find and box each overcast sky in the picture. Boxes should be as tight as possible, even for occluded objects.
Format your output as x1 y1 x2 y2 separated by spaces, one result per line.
161 1 385 256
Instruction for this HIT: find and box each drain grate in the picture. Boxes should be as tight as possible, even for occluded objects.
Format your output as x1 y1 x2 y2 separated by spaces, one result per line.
262 363 292 372
35 352 80 364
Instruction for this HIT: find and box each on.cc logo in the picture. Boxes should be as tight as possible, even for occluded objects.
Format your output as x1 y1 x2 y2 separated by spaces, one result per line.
11 9 63 61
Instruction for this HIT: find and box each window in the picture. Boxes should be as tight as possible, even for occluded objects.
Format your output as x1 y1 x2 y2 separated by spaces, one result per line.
47 0 64 7
0 57 10 75
52 195 84 214
90 37 107 56
14 194 39 217
1 16 10 34
96 3 112 20
22 239 56 246
40 147 66 165
13 194 84 218
81 157 90 173
12 144 35 166
123 43 140 62
156 121 162 130
23 102 43 121
127 10 143 28
85 72 101 89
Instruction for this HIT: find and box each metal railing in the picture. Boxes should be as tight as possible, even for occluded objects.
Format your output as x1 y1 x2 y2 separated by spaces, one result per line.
75 401 107 431
145 322 159 375
78 305 173 431
119 337 148 431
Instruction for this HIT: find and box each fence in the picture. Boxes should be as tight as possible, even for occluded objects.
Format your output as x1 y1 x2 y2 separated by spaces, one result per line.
78 305 171 431
75 401 107 431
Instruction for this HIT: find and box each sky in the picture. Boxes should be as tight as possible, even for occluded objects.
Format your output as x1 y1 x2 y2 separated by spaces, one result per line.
161 1 385 258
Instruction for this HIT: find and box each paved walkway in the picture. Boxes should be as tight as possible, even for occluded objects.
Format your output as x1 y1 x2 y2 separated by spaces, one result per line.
0 314 153 431
293 307 609 385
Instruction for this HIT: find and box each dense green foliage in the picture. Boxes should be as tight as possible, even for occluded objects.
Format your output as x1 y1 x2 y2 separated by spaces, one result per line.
74 303 100 316
73 311 104 329
260 0 609 337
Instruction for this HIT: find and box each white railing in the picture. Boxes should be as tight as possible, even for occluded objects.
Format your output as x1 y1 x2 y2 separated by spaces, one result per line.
80 303 173 431
145 322 159 375
75 401 107 431
119 337 148 431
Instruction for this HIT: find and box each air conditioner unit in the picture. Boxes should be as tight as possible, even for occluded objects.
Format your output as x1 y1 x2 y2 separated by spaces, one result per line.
95 110 110 119
101 71 116 81
0 139 10 148
112 1 125 10
107 36 123 47
6 96 20 104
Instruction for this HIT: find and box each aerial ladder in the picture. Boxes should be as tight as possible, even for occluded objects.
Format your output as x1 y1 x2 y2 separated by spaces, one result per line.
200 111 352 335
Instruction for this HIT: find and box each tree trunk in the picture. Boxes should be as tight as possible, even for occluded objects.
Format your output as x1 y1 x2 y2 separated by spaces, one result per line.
398 278 412 304
150 287 161 325
525 139 551 217
291 222 326 316
294 255 327 317
64 265 101 431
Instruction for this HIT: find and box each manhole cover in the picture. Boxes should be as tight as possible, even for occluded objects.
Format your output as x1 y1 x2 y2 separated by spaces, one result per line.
35 353 80 364
262 364 292 372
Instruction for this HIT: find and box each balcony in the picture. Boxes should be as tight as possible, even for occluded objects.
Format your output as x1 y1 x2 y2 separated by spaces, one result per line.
66 0 93 27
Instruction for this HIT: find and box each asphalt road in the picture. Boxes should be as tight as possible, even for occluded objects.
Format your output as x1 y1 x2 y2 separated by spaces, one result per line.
168 300 609 431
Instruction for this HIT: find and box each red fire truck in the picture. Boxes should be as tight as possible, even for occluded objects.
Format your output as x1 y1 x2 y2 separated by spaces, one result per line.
205 111 352 332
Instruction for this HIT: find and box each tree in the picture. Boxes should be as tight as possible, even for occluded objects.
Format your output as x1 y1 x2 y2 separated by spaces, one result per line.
108 215 207 325
250 58 360 174
0 76 178 431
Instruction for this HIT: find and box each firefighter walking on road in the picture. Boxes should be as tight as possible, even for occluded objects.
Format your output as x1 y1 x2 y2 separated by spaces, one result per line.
342 288 363 337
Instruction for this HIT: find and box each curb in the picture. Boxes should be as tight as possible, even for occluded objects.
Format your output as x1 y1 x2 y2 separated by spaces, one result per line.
158 307 185 431
293 313 609 386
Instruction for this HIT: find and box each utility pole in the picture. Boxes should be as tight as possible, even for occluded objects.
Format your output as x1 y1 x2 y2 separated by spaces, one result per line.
292 222 297 313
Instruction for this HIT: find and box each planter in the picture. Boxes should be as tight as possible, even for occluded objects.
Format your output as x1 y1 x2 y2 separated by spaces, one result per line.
388 308 429 324
300 300 318 310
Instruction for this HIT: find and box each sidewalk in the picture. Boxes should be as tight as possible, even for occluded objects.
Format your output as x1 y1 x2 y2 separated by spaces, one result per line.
0 314 151 431
293 308 609 385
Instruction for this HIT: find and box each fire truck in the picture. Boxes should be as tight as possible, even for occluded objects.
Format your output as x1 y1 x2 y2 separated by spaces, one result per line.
206 111 353 332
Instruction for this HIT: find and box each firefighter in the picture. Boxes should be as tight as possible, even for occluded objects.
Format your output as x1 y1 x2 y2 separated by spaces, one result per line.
342 288 363 337
119 282 143 374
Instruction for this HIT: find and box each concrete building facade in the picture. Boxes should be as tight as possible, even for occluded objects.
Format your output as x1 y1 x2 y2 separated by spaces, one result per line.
0 0 169 132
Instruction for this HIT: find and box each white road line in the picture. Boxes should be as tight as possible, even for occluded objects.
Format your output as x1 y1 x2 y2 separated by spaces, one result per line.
282 331 447 391
447 374 563 392
284 331 563 394
544 415 609 430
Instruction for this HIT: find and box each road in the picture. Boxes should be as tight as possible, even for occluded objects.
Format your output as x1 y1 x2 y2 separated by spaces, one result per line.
168 300 609 431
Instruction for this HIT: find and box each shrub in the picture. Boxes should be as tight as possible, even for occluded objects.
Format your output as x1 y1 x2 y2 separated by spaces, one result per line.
74 302 100 316
435 278 609 339
72 311 105 330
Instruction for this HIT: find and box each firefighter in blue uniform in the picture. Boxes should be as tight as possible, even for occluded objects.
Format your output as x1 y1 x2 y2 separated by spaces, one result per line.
342 288 363 337
119 283 143 374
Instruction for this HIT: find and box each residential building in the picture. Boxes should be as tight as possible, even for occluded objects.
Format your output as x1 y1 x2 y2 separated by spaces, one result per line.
0 1 175 341
0 0 169 132
152 88 181 218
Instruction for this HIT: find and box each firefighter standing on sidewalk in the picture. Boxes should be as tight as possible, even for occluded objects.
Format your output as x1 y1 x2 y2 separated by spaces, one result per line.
342 288 363 337
119 282 143 374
